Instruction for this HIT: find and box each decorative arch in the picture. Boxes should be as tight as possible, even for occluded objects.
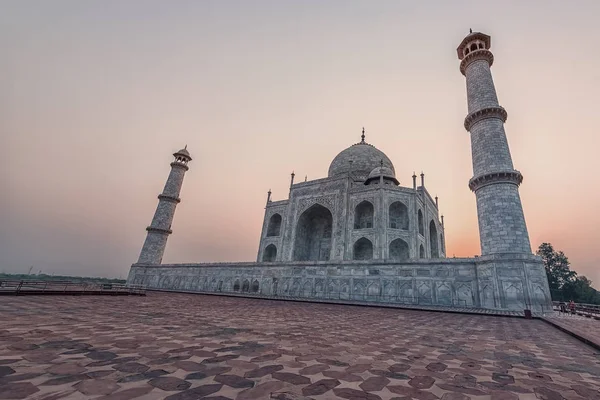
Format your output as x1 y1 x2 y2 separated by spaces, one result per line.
389 238 409 261
418 210 424 236
353 237 373 260
429 220 439 258
266 213 282 237
233 279 240 292
242 279 250 292
389 201 409 230
440 233 445 254
354 201 374 229
419 244 425 259
293 204 333 261
263 244 277 262
251 280 259 293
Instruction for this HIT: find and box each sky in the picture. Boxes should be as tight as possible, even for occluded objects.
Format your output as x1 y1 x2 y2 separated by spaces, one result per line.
1 1 599 285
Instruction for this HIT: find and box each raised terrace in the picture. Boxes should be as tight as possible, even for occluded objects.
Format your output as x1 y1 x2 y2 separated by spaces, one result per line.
1 292 599 400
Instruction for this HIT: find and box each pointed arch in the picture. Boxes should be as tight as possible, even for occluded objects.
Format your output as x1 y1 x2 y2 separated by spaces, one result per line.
251 280 259 293
233 279 240 292
354 201 374 229
263 244 277 262
429 220 439 258
353 237 373 260
440 233 445 254
389 201 409 230
418 210 424 235
293 204 333 261
242 279 250 292
419 244 425 259
267 213 282 237
389 238 409 261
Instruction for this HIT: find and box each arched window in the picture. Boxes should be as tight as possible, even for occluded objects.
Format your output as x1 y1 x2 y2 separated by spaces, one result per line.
389 239 409 261
293 204 333 261
217 281 223 291
263 244 277 262
418 210 424 236
353 237 373 260
419 244 425 258
233 279 240 292
465 48 470 56
429 220 439 258
354 201 374 229
266 214 282 237
251 280 259 293
470 43 477 52
242 279 250 292
389 201 409 230
440 233 445 254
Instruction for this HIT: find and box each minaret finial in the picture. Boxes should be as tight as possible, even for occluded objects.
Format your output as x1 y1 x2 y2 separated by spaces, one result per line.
184 144 187 150
469 28 472 34
361 127 365 143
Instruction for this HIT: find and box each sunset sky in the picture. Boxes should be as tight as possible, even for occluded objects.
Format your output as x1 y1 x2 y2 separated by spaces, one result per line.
2 1 599 285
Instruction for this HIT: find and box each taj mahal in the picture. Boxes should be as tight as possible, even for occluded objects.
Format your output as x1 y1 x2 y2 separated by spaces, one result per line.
127 31 552 312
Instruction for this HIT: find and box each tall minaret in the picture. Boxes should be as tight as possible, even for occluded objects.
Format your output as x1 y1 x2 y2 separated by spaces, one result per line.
137 147 192 264
458 31 531 255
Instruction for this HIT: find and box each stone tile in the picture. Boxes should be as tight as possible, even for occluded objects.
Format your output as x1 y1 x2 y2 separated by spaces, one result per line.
237 381 287 399
214 374 254 388
244 364 284 378
74 379 121 396
96 386 154 400
360 376 390 391
0 382 39 399
163 384 223 399
148 376 192 391
333 388 382 400
272 372 311 385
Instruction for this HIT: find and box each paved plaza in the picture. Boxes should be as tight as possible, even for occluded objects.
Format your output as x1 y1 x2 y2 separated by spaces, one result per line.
1 293 599 400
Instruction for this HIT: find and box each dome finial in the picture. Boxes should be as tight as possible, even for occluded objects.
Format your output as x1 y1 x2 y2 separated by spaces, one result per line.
469 28 472 34
361 127 365 143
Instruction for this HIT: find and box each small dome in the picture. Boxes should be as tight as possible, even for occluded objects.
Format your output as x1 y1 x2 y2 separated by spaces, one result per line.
328 142 394 178
366 166 399 185
173 147 192 160
368 166 395 180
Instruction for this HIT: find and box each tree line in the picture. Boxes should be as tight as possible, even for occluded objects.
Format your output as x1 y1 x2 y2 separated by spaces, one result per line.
537 243 600 304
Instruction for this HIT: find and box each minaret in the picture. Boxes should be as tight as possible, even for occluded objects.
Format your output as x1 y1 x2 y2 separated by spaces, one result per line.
137 147 192 264
458 31 531 255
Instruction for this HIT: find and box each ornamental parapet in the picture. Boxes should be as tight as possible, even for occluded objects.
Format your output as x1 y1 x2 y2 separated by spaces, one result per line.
460 49 494 75
158 194 181 203
146 226 173 235
170 162 189 171
464 106 507 131
469 170 523 192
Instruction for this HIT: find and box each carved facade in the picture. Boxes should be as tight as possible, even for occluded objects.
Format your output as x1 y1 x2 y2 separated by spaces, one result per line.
128 30 553 312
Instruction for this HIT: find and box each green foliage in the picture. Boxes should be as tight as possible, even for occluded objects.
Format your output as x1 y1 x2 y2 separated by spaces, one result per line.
537 243 600 304
0 273 125 284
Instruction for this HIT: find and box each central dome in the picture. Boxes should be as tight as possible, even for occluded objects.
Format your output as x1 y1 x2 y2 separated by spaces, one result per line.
328 139 395 179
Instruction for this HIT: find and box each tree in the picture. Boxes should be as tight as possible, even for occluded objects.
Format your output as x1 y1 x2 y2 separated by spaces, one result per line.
536 243 600 304
536 243 576 291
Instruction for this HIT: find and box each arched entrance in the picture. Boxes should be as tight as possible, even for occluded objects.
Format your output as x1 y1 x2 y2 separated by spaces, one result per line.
429 220 439 258
263 244 277 262
389 238 409 261
353 237 373 260
293 204 333 261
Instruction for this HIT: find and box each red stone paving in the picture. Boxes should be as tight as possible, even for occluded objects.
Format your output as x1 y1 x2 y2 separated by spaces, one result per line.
0 292 599 400
543 315 600 350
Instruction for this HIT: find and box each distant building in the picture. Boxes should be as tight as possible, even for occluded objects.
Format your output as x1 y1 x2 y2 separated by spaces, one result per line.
128 31 552 312
258 129 444 264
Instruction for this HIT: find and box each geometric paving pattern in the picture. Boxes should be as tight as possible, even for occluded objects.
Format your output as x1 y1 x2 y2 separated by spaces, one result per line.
1 292 599 399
